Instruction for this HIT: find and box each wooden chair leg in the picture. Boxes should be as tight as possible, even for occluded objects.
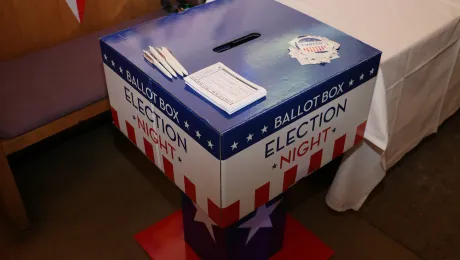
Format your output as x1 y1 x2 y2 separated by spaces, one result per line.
0 144 29 230
0 214 13 260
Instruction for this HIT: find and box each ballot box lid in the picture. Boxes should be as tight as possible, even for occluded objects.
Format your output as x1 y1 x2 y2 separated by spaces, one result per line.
100 0 381 135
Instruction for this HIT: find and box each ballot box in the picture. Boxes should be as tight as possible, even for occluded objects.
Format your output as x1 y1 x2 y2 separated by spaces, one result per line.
100 0 381 258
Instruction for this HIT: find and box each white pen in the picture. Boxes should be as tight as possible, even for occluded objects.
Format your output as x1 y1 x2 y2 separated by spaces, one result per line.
159 47 188 76
156 47 184 77
143 50 173 79
148 46 178 77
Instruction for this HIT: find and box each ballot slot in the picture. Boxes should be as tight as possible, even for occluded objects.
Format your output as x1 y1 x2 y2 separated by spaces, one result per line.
213 33 261 53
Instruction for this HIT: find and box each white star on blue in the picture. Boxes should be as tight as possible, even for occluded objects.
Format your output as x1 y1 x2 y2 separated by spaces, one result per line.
193 203 216 243
261 125 268 134
239 200 281 245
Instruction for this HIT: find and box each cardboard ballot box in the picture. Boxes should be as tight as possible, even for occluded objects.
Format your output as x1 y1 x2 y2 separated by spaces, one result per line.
100 0 381 228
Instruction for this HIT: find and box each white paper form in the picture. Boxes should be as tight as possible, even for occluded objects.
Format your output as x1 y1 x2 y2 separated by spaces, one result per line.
185 62 267 114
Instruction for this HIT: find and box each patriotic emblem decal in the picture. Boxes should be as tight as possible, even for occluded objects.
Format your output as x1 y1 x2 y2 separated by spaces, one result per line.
288 35 340 65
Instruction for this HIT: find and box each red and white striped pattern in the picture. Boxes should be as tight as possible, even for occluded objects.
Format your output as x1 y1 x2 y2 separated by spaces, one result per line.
281 122 366 191
225 120 366 223
105 65 221 226
303 46 326 53
219 73 376 223
110 81 372 228
198 120 366 226
112 103 366 227
219 122 368 225
105 61 376 228
110 106 229 226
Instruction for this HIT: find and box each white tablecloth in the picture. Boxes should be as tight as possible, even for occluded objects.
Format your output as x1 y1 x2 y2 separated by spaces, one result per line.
277 0 460 211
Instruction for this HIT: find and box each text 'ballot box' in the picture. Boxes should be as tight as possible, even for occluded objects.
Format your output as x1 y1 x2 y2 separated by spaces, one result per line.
100 0 381 232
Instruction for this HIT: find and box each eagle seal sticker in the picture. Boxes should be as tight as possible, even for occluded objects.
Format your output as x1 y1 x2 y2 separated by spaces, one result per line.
288 35 340 65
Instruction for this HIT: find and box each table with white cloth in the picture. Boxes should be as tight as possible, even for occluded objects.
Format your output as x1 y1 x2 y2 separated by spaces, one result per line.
276 0 460 211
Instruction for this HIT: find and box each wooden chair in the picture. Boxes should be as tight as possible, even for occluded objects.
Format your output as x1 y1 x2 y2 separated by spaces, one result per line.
0 4 166 230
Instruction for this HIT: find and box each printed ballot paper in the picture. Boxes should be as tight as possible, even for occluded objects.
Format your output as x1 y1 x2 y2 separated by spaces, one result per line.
185 62 267 115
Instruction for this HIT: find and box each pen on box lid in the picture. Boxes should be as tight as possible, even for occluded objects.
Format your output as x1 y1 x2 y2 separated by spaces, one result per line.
156 47 184 77
143 50 173 79
148 46 178 77
159 47 188 75
163 47 188 75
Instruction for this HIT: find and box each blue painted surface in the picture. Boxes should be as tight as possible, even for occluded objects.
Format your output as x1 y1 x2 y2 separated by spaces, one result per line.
101 42 222 158
182 193 286 259
101 0 381 160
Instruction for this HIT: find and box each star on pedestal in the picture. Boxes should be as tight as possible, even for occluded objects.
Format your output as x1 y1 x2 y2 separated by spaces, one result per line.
178 157 182 163
332 128 336 133
194 203 217 242
272 163 277 170
246 133 253 142
360 73 364 80
207 140 214 149
261 125 268 134
370 68 375 75
239 200 281 245
104 54 108 60
349 79 354 86
196 130 201 139
119 66 123 74
111 60 115 67
231 141 238 150
184 121 190 129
